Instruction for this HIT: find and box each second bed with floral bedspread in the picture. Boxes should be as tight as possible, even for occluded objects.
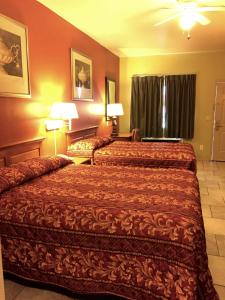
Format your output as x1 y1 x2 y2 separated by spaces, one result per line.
94 141 197 172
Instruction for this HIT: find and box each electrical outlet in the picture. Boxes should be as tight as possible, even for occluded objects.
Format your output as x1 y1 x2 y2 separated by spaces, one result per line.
200 145 204 151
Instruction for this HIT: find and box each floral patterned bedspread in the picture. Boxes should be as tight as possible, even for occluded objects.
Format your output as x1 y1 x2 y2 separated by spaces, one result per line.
0 164 217 299
94 141 197 172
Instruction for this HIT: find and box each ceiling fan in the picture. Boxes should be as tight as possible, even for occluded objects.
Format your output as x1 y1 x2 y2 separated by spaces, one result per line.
154 0 225 38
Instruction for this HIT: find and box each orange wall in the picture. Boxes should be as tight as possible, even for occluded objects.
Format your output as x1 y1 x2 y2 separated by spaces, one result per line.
0 0 119 155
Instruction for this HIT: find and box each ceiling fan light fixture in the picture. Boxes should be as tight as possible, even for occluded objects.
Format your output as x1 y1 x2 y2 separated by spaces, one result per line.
179 10 196 30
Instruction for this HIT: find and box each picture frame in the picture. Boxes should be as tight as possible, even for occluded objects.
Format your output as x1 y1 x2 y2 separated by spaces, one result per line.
71 48 93 101
0 13 31 98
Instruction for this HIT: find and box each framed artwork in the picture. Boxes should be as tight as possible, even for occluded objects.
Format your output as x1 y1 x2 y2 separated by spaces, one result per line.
71 49 93 101
0 13 31 98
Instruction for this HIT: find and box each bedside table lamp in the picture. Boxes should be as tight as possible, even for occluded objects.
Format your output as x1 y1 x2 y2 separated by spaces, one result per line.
50 102 79 131
107 103 124 137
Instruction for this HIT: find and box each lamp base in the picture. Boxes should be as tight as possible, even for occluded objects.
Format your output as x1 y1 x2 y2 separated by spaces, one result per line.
111 117 118 137
111 131 118 137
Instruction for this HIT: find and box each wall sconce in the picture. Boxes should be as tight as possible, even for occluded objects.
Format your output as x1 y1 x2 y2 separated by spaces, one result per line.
107 103 124 137
50 102 79 131
45 119 63 131
45 119 63 155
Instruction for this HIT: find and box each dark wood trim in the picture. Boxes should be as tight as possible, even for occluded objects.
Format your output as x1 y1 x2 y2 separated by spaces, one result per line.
65 126 98 148
0 137 45 150
0 137 45 166
65 126 98 135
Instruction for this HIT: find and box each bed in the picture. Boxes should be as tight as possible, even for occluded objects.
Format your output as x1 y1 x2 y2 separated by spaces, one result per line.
0 142 217 299
94 141 196 172
66 129 196 172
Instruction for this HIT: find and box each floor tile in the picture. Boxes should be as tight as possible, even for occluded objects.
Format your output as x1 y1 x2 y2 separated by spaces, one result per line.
199 182 220 190
203 217 225 235
216 235 225 257
14 286 74 300
199 187 209 195
204 168 219 173
208 189 225 200
206 234 219 256
197 174 206 181
203 161 220 168
200 178 220 185
208 255 225 286
214 285 225 300
4 279 25 300
206 176 224 182
219 182 225 189
197 161 204 169
198 180 205 188
211 206 225 219
201 205 212 218
201 195 225 206
214 169 225 175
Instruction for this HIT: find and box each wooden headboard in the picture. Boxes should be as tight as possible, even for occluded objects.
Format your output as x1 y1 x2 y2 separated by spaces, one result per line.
65 126 98 148
0 137 45 167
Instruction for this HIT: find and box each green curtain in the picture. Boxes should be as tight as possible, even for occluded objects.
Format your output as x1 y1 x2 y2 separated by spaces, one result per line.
130 76 163 137
165 74 196 139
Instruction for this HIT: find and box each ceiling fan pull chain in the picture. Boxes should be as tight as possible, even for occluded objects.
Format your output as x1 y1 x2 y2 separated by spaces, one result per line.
187 31 191 40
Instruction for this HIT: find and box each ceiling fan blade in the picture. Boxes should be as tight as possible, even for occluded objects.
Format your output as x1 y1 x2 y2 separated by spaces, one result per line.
197 6 225 12
154 13 181 26
195 13 211 25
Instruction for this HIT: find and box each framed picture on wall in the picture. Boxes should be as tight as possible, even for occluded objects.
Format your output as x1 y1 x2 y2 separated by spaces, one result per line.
71 48 93 101
0 13 31 98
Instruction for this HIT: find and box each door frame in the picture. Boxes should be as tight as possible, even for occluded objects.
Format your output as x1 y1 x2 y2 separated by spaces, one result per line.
211 81 225 161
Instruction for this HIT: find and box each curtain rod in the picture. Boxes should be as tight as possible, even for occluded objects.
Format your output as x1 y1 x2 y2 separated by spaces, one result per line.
132 73 197 77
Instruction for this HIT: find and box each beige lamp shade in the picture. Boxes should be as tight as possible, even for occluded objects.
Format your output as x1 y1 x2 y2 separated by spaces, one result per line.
50 102 79 120
107 103 124 117
50 102 79 131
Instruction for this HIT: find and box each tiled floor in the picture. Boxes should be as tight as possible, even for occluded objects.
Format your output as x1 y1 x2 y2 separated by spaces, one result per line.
198 160 225 300
3 160 225 299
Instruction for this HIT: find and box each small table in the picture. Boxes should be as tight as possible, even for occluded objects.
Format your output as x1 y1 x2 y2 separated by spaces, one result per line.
113 133 132 141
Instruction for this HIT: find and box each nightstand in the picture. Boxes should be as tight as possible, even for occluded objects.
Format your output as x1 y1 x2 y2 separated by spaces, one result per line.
69 157 91 165
113 133 132 141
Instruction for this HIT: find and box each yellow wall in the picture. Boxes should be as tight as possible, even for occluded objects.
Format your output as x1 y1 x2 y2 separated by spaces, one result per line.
119 51 225 160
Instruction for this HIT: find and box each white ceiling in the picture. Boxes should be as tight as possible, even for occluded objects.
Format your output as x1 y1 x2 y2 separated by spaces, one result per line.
37 0 225 57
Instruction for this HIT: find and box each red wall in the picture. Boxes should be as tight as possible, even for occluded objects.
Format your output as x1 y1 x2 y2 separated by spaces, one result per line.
0 0 119 154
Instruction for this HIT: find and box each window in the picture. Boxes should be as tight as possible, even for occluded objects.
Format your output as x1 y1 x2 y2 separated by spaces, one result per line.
130 74 196 139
